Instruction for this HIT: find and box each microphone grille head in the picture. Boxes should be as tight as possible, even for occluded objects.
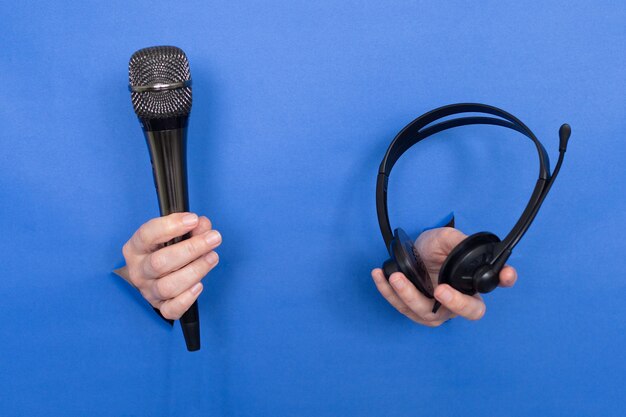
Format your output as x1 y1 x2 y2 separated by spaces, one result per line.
128 46 192 119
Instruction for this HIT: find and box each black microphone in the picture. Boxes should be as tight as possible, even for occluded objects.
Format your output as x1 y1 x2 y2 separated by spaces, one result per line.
128 46 200 351
559 123 571 152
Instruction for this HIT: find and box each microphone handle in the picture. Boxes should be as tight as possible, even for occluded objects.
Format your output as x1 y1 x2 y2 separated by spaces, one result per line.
144 126 201 352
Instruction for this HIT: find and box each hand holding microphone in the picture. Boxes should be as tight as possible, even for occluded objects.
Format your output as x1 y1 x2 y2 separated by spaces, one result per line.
118 213 221 323
121 46 213 351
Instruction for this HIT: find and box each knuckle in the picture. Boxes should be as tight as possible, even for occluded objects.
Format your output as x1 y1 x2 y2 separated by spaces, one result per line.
393 283 410 298
453 296 468 313
189 260 206 278
184 239 200 257
149 254 167 274
166 217 178 235
154 279 174 300
159 306 180 321
122 242 132 259
439 227 460 244
439 227 456 239
395 286 408 297
136 225 150 246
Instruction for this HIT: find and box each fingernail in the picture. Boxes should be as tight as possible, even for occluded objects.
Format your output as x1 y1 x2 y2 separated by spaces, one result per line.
205 251 218 264
389 275 405 289
437 287 453 303
191 283 203 295
205 230 221 245
182 213 198 226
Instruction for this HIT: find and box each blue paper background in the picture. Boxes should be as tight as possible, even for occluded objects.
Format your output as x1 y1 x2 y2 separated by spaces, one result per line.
1 1 624 416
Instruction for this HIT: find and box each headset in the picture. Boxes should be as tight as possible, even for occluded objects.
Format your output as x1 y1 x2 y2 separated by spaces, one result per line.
376 103 570 313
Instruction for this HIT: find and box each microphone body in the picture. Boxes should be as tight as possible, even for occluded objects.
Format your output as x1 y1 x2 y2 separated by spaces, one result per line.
143 120 190 215
142 119 200 352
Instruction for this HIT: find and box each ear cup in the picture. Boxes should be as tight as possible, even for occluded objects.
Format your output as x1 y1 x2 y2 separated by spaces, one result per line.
383 228 434 298
438 232 501 295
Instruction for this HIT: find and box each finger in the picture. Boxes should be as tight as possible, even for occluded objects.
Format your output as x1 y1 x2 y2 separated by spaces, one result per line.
151 251 219 300
372 269 455 326
143 229 222 279
498 265 518 287
434 284 486 321
190 216 212 237
371 269 422 322
387 272 440 320
159 282 204 321
129 213 200 254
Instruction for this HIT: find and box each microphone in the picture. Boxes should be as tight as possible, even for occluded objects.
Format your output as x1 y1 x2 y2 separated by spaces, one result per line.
128 46 200 351
559 123 571 152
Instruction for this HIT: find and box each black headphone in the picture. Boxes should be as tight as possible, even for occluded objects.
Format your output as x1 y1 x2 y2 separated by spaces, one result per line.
377 103 571 313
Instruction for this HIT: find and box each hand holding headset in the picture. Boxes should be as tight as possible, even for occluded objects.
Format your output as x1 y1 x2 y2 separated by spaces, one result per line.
376 103 570 313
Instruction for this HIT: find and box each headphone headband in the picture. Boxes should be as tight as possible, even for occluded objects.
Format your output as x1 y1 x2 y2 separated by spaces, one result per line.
376 103 562 266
